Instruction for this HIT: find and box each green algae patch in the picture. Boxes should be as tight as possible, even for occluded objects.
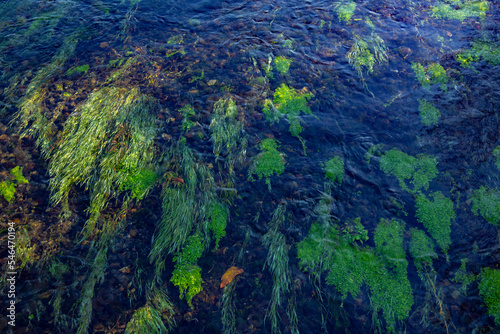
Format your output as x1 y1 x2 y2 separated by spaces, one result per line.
380 149 438 193
418 99 441 127
479 267 500 326
452 259 476 296
324 156 344 185
298 219 413 332
66 64 89 76
470 186 500 226
0 166 29 203
180 104 196 131
409 228 437 272
248 138 285 191
493 146 500 171
119 168 158 200
209 201 228 251
48 86 160 238
263 83 314 154
210 97 247 178
171 234 205 308
274 56 292 75
334 0 356 22
431 0 489 22
411 62 448 91
457 40 500 67
415 192 455 253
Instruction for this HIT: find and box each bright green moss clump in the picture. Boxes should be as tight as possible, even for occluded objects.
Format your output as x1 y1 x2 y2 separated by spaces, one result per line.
263 84 314 154
171 234 205 308
457 40 500 67
324 156 344 185
409 228 437 272
274 56 292 75
0 166 29 203
120 168 158 200
479 267 500 325
380 148 438 193
470 186 500 226
209 201 228 250
431 0 489 22
418 99 441 127
67 64 89 75
411 62 448 91
248 138 285 191
298 219 413 332
415 192 455 253
493 146 500 171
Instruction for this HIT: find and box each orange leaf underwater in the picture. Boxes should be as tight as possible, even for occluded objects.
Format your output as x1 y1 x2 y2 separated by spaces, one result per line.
220 266 244 288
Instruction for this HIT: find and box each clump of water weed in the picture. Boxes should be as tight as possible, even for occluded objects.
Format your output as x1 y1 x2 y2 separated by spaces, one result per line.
380 148 438 194
431 0 489 22
411 62 448 91
248 138 285 191
415 192 455 254
418 99 441 127
470 186 500 226
479 267 500 326
324 156 344 185
263 83 314 154
210 97 247 179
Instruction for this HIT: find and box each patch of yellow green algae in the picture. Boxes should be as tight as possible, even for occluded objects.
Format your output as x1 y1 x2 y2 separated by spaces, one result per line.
431 0 489 22
263 84 314 154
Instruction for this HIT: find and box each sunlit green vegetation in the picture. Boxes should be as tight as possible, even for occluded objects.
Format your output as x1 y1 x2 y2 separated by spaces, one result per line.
409 228 437 272
452 259 476 295
415 192 455 253
150 142 217 274
262 205 294 333
171 234 205 308
324 156 344 185
431 0 489 22
248 138 285 191
209 201 228 251
274 56 292 75
180 104 196 131
493 146 500 171
66 64 89 76
418 99 441 127
380 149 438 194
479 267 500 326
48 87 159 241
457 40 500 67
263 83 314 153
470 186 500 226
0 166 28 203
411 62 448 91
125 285 176 333
334 0 356 22
210 97 247 178
298 218 413 333
365 143 384 164
16 227 37 270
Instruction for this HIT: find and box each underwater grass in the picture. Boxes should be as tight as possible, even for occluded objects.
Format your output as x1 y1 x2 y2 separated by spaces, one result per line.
470 186 500 226
48 86 160 241
210 97 247 179
415 192 455 254
262 205 292 334
418 99 441 127
76 247 107 334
